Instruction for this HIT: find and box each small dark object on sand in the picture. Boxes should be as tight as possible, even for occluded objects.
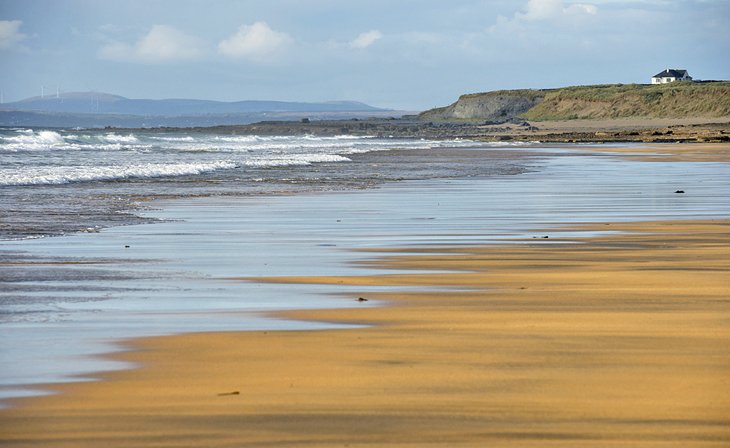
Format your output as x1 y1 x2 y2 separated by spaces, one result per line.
218 391 240 396
675 190 685 194
357 297 368 302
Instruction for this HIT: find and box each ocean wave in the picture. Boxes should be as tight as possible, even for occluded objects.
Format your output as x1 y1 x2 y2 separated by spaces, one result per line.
149 136 196 142
0 130 66 151
0 161 238 186
480 141 540 147
213 135 277 143
0 151 356 186
98 133 139 144
241 154 351 167
0 131 156 153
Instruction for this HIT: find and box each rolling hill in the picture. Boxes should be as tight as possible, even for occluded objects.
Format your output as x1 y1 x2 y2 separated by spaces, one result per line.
0 92 392 128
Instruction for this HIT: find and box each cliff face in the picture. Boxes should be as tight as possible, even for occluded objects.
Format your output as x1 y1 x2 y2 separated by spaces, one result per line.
419 90 545 122
419 82 730 122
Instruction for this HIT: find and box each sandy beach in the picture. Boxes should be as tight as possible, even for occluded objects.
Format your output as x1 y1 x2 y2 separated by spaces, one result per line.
1 144 729 447
2 218 729 447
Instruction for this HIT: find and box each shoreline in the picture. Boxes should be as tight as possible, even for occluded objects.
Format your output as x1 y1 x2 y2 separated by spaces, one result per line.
2 218 729 446
105 117 730 143
2 143 729 446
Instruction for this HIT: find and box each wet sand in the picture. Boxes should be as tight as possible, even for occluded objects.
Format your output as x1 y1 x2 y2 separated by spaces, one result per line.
2 145 730 447
567 142 730 163
2 225 730 446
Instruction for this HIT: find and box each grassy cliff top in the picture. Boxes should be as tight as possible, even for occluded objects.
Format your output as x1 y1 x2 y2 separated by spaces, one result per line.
421 82 730 122
523 81 730 120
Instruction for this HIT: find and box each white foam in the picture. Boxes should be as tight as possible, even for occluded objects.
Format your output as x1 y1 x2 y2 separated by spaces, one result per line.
0 132 521 187
0 161 238 186
241 154 351 167
149 136 196 142
0 151 358 186
0 130 66 151
99 133 139 144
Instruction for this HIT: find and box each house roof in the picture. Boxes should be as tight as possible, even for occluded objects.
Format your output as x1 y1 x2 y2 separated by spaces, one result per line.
653 69 689 78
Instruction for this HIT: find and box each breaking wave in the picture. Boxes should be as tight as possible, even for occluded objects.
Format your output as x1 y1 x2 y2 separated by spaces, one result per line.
0 161 238 186
0 130 149 152
241 154 351 167
0 154 356 186
97 133 139 144
0 130 66 151
0 130 521 188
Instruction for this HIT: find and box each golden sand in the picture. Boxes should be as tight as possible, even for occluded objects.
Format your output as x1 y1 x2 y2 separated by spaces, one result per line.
2 219 729 447
2 144 729 447
578 142 730 162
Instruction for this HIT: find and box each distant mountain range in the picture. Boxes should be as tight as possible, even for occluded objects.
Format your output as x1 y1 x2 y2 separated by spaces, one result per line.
0 92 397 128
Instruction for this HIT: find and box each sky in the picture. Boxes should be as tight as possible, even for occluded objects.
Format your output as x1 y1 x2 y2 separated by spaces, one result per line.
1 0 729 110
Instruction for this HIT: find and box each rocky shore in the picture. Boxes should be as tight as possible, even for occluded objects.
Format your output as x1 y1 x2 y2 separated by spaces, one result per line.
141 117 730 143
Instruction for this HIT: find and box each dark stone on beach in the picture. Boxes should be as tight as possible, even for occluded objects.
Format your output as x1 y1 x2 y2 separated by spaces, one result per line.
217 391 240 396
675 190 685 194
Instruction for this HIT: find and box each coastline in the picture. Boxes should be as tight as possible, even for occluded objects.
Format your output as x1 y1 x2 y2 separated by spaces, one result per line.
122 117 730 143
2 143 729 446
2 218 729 447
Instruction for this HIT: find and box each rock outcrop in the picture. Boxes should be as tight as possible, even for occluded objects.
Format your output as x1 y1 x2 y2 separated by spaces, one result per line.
419 90 545 122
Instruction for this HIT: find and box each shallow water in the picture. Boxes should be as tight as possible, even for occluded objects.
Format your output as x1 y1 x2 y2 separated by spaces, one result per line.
1 141 729 405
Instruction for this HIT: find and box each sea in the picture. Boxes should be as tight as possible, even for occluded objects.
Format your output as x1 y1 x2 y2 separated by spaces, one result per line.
1 127 729 406
0 128 528 240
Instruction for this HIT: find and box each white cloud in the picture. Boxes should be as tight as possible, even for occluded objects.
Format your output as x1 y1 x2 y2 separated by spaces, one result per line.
350 30 383 49
515 0 597 21
99 25 203 63
0 20 27 50
488 0 598 36
517 0 564 21
565 3 598 16
218 22 292 62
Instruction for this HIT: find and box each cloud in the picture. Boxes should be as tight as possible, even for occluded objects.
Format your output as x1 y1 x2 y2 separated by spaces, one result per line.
0 20 27 50
515 0 597 22
99 25 203 63
350 30 383 49
218 22 292 62
488 0 599 37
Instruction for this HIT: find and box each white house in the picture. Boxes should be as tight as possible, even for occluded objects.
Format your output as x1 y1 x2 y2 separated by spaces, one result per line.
651 69 693 84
